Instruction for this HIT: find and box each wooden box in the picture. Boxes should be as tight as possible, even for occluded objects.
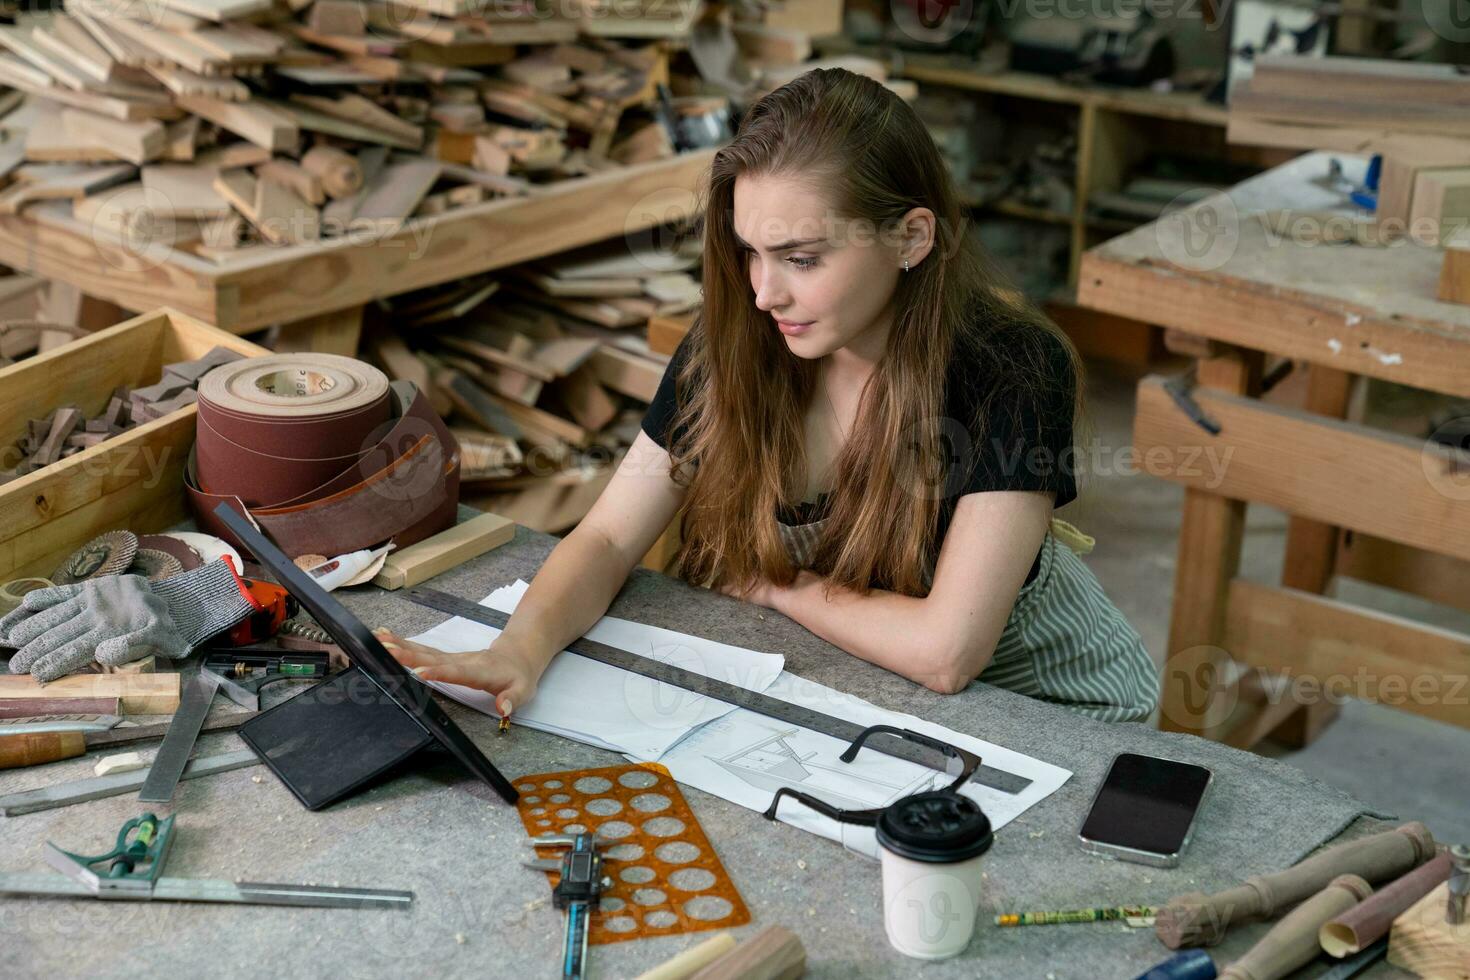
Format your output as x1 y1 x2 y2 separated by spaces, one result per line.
0 308 268 581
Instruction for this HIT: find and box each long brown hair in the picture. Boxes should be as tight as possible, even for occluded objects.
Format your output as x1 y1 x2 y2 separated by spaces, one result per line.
667 68 1082 597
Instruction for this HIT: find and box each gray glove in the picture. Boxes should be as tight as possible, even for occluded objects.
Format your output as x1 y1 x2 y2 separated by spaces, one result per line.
0 561 260 682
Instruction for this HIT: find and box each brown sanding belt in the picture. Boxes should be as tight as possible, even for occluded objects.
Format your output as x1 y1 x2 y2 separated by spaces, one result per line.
185 353 460 558
517 762 751 945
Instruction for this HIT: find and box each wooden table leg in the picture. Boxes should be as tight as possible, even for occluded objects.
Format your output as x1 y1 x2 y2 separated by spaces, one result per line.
1273 364 1355 747
1158 348 1263 738
271 305 365 357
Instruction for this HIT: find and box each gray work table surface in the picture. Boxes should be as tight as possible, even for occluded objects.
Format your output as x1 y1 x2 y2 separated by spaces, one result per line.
3 525 1414 979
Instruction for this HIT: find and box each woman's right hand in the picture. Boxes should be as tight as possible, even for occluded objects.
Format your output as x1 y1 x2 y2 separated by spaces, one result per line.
373 627 541 718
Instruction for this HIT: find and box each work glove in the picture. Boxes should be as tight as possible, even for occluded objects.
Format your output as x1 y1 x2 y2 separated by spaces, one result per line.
0 560 261 682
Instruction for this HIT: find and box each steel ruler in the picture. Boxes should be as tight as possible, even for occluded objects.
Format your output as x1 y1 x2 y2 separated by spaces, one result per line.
405 588 1031 795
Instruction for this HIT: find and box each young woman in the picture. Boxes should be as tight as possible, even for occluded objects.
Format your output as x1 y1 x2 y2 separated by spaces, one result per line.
377 69 1158 723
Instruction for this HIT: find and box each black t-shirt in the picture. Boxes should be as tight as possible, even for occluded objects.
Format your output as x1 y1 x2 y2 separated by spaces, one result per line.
640 320 1078 583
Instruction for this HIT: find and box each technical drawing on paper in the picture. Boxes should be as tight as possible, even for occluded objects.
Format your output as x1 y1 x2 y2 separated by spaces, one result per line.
708 723 944 812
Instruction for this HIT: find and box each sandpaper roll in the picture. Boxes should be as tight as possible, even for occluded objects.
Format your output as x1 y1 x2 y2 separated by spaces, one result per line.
1319 850 1452 957
195 354 393 507
186 353 459 560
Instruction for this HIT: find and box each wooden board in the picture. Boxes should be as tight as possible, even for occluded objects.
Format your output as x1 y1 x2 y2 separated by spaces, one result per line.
141 164 231 217
371 511 514 589
1443 247 1470 306
1133 376 1470 563
176 95 298 152
0 672 180 713
1387 881 1470 977
352 159 440 223
1224 579 1470 728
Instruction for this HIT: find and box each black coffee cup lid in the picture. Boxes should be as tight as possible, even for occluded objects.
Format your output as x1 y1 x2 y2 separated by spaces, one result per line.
876 791 993 863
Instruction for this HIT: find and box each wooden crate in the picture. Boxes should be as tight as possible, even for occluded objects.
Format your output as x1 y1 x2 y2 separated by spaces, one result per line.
0 308 268 581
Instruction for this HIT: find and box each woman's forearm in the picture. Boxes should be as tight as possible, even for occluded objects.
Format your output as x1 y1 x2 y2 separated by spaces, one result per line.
775 573 994 694
494 526 634 670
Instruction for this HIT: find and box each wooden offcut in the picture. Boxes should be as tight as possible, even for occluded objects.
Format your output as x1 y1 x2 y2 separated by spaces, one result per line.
0 673 181 714
371 512 515 590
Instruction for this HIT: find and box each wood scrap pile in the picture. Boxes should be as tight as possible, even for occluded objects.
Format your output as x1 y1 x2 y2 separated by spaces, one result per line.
1 344 242 483
1226 55 1470 305
363 232 699 529
679 0 910 104
0 0 722 261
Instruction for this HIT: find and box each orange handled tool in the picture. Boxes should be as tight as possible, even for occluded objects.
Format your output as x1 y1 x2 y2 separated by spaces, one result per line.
0 732 87 769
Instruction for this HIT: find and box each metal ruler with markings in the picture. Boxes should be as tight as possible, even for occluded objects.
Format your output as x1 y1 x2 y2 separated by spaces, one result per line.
404 588 1032 795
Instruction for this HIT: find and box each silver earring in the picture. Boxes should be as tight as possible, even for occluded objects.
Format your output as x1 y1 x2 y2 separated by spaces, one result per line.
903 259 909 272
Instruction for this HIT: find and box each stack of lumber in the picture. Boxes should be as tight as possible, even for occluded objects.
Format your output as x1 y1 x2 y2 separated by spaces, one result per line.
364 232 698 530
1227 55 1470 304
0 1 715 261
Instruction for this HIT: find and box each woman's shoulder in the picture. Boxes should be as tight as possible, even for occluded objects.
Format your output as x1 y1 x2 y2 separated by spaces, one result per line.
947 302 1076 414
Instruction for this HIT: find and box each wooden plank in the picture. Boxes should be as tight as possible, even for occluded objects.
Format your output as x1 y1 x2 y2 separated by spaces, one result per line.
273 305 363 355
590 345 661 401
1223 579 1470 729
32 18 116 84
0 54 177 122
0 24 91 90
283 94 422 148
61 109 165 165
141 164 231 217
352 159 440 224
146 64 250 102
556 366 617 430
0 673 180 714
1337 531 1470 616
1134 375 1470 563
156 0 273 22
104 17 225 75
176 95 298 152
1441 245 1470 306
270 98 419 150
370 512 514 590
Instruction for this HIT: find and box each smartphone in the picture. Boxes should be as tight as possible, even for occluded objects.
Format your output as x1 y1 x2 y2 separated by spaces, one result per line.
1078 753 1212 868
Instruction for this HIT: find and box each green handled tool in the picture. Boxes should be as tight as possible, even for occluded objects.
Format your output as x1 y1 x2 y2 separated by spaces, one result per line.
0 813 413 909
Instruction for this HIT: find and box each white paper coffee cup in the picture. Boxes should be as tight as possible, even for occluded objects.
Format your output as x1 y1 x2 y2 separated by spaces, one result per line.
876 791 993 960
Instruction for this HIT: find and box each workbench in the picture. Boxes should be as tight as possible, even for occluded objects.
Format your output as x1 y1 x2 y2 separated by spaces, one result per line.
1078 152 1470 749
0 149 713 351
1 518 1413 977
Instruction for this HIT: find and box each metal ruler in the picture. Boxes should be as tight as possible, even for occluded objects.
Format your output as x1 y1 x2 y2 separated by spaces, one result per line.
405 588 1032 795
0 871 413 909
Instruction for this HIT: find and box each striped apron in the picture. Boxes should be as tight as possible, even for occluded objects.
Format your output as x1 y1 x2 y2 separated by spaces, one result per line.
776 513 1158 723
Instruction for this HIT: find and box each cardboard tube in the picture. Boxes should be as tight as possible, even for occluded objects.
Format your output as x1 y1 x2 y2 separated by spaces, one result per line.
1320 850 1451 956
1156 822 1436 948
1220 875 1371 980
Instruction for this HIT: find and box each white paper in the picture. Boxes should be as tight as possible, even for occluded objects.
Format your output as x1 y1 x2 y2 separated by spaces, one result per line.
642 672 1073 859
408 580 785 759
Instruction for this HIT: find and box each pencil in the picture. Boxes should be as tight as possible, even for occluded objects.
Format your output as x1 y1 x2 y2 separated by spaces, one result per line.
994 906 1156 927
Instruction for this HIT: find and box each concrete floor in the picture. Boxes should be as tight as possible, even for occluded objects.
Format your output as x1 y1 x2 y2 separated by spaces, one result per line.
1072 359 1470 846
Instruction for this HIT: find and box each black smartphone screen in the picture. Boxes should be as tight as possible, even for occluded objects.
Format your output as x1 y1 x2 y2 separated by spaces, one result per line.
1079 753 1211 856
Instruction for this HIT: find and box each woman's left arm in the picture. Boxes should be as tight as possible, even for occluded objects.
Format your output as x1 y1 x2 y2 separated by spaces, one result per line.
732 490 1053 694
